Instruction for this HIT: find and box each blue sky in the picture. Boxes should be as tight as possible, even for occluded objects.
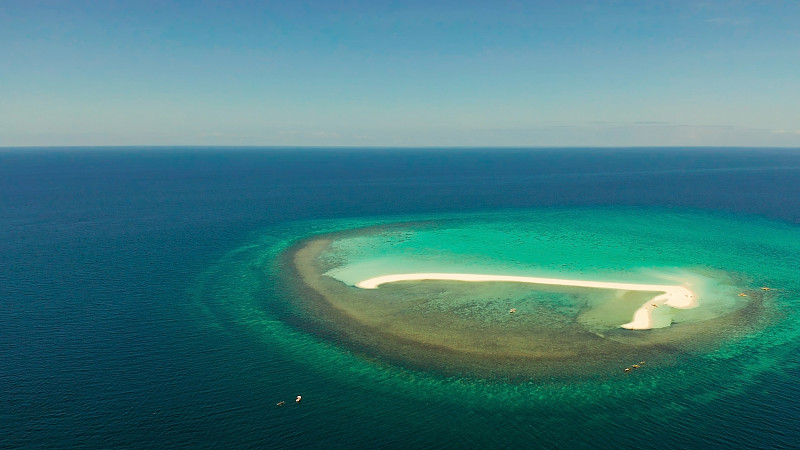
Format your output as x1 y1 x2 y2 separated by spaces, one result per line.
1 0 798 147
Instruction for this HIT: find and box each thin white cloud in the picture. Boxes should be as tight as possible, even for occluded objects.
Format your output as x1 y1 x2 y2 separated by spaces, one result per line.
634 121 673 125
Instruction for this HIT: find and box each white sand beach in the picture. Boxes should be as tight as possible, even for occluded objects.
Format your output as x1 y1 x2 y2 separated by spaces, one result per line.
356 273 698 330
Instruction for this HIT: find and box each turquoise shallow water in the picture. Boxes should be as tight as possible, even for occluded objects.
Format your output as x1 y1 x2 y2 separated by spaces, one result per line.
192 207 800 447
320 209 772 328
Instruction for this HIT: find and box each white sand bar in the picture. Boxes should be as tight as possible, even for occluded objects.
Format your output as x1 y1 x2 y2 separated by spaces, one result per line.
356 273 697 330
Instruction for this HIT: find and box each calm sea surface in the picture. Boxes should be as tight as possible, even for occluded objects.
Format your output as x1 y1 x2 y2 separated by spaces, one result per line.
2 147 800 448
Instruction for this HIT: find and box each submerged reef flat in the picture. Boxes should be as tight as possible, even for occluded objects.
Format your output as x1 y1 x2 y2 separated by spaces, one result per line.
280 209 780 380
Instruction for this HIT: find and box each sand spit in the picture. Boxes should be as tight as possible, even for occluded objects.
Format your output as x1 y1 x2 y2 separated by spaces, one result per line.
357 273 698 330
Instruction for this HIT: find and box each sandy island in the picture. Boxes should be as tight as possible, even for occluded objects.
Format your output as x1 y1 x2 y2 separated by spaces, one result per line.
356 273 698 330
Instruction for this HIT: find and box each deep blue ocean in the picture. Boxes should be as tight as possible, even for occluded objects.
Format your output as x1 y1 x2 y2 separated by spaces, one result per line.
2 147 800 449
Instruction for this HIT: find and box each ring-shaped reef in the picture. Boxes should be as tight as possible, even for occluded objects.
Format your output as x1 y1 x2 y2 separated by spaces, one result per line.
278 208 793 380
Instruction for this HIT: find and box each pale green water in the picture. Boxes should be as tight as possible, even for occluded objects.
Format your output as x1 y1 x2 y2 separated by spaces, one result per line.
324 208 798 284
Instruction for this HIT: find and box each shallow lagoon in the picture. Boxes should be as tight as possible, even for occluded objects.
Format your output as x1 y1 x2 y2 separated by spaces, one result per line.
280 208 784 379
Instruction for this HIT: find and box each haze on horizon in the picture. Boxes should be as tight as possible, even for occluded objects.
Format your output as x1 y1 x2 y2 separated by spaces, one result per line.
1 0 798 148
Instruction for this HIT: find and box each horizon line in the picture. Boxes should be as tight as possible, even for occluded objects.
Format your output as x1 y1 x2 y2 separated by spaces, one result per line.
3 145 800 150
